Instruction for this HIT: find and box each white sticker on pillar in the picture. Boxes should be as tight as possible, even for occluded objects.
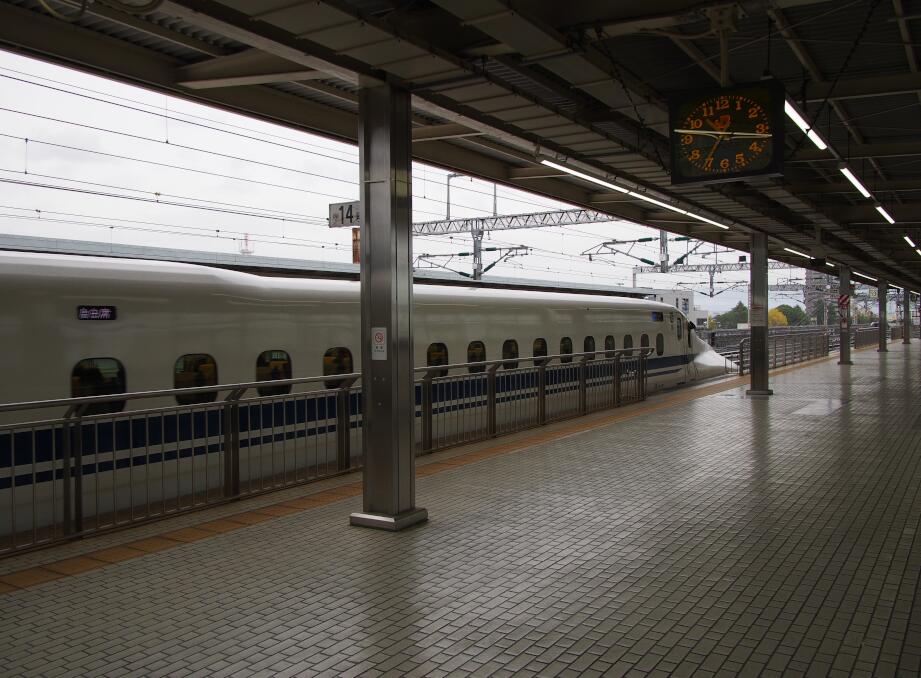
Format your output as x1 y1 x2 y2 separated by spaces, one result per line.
371 327 387 361
750 302 767 327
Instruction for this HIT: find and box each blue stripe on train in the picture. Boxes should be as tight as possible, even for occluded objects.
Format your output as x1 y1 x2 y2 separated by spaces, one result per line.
0 354 691 487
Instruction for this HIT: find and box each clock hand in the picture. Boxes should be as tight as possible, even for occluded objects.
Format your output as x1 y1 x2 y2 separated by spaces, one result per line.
673 129 772 139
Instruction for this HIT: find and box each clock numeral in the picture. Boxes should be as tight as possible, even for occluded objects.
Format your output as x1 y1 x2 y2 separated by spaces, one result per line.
704 158 713 170
689 119 703 129
701 105 714 117
735 152 747 167
748 106 761 119
720 158 730 170
689 149 701 160
749 142 762 153
682 134 693 145
756 123 769 134
715 97 730 111
735 98 743 110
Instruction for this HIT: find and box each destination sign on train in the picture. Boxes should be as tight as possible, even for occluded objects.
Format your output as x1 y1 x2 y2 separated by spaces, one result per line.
77 305 117 320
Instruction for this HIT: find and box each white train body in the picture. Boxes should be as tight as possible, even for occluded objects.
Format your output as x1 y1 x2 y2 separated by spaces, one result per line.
0 251 732 539
0 251 730 405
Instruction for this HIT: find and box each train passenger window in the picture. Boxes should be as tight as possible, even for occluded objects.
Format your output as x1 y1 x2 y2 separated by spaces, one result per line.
656 334 665 357
71 358 126 414
641 334 650 354
323 347 353 389
584 336 595 359
605 335 616 357
256 350 292 396
502 339 519 369
467 341 487 373
560 337 573 363
174 354 218 405
623 335 634 355
427 342 449 377
533 338 548 365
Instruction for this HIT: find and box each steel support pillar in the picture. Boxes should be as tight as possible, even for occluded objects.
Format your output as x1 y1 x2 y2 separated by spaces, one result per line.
904 291 912 344
878 281 888 352
839 267 853 365
746 232 772 396
350 80 427 531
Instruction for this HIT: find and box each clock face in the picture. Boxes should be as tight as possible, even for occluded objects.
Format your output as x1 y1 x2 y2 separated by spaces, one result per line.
669 82 784 185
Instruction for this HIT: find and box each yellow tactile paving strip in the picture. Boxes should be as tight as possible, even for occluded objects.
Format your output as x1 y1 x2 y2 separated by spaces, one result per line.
0 349 859 594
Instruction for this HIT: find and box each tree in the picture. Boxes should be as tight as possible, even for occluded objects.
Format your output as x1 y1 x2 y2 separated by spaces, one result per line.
706 313 716 330
776 303 808 326
715 302 748 328
768 308 789 326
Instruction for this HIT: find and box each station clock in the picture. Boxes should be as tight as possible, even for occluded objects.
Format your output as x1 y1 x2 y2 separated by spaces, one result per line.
668 80 785 185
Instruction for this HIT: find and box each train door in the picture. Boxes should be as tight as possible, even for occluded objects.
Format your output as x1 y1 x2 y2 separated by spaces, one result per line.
677 314 691 383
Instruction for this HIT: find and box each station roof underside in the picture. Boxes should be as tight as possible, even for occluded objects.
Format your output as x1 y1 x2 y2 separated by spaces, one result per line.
1 0 919 289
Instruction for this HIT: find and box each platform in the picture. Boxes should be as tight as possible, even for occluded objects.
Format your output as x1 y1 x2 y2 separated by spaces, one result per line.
2 344 920 677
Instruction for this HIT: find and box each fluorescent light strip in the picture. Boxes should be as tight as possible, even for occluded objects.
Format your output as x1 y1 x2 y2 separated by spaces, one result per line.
876 205 896 224
916 248 921 257
540 159 629 193
905 235 916 248
688 213 730 230
628 191 688 214
784 100 828 151
854 271 878 283
839 167 872 199
826 261 836 268
783 247 813 259
541 159 730 229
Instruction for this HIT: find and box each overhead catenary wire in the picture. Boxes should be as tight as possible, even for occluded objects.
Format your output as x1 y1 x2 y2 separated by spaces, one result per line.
0 68 564 212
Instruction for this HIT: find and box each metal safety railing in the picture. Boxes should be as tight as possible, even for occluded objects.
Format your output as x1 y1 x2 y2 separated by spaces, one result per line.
0 374 362 557
0 349 649 556
890 325 904 341
416 349 649 453
853 327 880 348
738 331 830 375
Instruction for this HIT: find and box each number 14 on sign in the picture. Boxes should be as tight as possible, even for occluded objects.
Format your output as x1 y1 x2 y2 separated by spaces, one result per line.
329 201 360 227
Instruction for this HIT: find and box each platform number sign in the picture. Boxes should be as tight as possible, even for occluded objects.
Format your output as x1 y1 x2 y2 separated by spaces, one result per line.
329 200 360 228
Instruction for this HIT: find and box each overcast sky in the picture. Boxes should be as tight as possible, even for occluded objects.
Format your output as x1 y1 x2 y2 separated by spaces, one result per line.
0 49 816 314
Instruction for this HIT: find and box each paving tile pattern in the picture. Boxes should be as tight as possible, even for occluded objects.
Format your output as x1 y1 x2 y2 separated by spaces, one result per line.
2 345 921 677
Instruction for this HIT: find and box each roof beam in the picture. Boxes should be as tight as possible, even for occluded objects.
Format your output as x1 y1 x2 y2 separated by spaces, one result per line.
804 71 921 102
411 123 483 142
788 178 921 194
792 141 921 161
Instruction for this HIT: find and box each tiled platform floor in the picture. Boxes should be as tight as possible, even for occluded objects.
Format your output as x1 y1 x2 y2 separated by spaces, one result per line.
3 344 921 677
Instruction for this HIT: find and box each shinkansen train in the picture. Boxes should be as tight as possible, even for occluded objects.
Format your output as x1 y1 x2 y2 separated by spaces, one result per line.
0 251 731 406
0 251 733 537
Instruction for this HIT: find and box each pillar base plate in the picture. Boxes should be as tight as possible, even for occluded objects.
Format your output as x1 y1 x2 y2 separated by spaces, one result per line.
838 361 853 365
746 389 773 397
350 507 428 531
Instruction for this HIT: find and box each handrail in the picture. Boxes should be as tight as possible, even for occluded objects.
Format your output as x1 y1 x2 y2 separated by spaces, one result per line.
412 347 655 375
737 330 829 375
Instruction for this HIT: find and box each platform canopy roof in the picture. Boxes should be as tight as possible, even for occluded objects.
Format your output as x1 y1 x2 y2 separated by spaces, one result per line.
2 0 920 288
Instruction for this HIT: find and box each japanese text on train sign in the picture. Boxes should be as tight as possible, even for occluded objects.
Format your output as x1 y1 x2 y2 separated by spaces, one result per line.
371 327 387 361
329 201 360 227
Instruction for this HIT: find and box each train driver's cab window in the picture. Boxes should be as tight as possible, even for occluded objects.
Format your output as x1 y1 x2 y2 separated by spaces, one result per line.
560 337 573 363
467 341 487 373
174 354 218 404
605 335 616 357
655 333 665 356
640 334 650 354
533 338 548 365
584 336 595 359
323 347 353 389
678 318 684 340
623 335 634 355
72 358 126 414
427 342 449 377
256 350 292 396
502 339 519 369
